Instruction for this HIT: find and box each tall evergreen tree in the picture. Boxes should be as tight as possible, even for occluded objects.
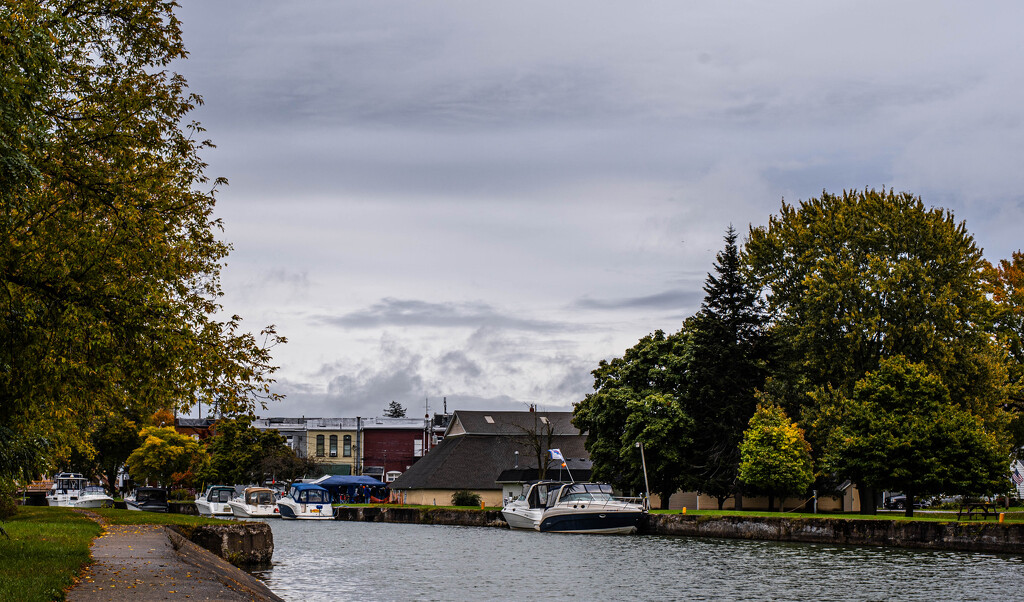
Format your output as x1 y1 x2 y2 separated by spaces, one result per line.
684 226 771 507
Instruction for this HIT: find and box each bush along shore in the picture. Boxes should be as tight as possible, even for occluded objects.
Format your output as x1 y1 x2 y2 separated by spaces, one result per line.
333 505 1024 554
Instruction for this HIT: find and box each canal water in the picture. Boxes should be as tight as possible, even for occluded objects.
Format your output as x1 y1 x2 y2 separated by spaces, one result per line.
253 519 1022 601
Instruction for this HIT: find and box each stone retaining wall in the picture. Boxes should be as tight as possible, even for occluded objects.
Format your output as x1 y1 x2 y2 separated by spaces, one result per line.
335 506 1024 554
170 522 275 567
642 514 1024 554
333 506 507 528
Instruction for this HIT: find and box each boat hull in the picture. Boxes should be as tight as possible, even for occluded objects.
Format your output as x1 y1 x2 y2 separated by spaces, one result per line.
277 500 332 520
125 501 168 513
501 507 543 530
195 499 234 517
538 509 643 534
229 500 279 519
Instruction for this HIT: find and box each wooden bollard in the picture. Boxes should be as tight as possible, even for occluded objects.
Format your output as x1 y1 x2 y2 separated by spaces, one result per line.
682 507 687 514
1000 512 1005 523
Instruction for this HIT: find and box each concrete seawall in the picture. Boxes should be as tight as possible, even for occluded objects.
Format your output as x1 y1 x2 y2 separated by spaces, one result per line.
170 522 275 567
334 506 507 528
642 514 1024 554
334 506 1023 554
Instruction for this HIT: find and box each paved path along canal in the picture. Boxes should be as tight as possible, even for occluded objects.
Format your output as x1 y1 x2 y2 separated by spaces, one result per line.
68 522 280 601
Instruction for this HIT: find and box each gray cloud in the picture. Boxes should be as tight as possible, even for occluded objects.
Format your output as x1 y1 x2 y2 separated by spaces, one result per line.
573 289 702 312
314 298 569 332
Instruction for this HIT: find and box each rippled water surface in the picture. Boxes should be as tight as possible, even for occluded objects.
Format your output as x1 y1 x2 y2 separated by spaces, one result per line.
253 519 1022 601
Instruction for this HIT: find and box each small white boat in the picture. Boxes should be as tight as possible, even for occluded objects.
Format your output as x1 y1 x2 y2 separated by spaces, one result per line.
75 485 115 508
229 487 280 519
125 487 169 512
195 485 236 517
277 483 332 520
503 482 645 534
46 473 113 508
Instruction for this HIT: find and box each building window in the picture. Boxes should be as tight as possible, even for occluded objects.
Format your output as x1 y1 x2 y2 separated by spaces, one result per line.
316 435 325 457
285 435 294 449
386 471 401 483
330 435 338 457
343 435 352 457
484 415 494 423
413 439 423 457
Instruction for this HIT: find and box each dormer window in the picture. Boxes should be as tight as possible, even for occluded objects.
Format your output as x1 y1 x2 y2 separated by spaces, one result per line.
484 415 494 423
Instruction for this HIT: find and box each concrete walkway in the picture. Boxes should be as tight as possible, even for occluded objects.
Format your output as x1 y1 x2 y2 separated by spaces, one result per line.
68 520 282 601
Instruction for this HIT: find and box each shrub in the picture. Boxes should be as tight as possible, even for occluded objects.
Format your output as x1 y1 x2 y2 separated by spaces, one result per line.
0 478 18 520
451 489 482 507
169 488 194 501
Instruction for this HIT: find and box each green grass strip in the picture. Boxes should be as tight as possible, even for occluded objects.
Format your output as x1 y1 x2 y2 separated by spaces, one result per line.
0 506 103 602
92 507 230 527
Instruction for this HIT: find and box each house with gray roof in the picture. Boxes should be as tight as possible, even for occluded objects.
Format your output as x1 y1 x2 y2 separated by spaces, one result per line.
389 409 590 506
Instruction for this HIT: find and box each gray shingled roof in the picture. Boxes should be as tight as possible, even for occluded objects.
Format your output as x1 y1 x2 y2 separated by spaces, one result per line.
445 410 581 437
390 432 590 491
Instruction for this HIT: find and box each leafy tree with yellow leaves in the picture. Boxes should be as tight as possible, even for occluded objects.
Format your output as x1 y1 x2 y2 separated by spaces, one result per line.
126 427 209 489
738 403 813 511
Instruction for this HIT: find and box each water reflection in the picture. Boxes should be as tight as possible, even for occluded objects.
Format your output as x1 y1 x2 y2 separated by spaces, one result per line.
254 520 1022 601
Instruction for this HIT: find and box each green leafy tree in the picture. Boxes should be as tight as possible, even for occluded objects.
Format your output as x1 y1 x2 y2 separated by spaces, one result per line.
622 394 693 509
987 251 1024 455
573 330 691 493
384 401 407 418
126 426 209 488
745 188 1011 511
685 226 772 508
820 357 1008 516
0 0 285 490
738 403 813 511
205 415 294 485
91 412 143 495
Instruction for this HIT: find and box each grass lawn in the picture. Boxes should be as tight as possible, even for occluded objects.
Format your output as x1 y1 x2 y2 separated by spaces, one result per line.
0 506 102 602
0 506 234 602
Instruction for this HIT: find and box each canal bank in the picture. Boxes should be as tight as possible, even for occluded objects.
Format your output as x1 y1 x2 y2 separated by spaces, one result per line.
332 506 1024 553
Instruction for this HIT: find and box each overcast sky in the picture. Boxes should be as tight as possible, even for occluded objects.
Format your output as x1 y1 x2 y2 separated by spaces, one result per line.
172 1 1024 420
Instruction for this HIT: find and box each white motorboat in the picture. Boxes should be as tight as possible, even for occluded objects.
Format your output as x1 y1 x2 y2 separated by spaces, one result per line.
125 487 169 512
46 473 113 508
277 483 332 520
501 481 565 530
503 482 645 534
195 485 236 517
74 485 115 508
229 487 281 519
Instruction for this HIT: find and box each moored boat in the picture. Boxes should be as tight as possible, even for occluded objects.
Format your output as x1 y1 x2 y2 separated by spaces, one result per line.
501 481 565 530
537 482 645 534
503 481 645 534
75 485 115 508
195 485 236 517
277 483 332 520
229 486 280 519
125 486 169 512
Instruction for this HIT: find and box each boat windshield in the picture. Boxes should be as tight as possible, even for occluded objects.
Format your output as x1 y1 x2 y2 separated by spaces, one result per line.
55 478 85 491
297 489 329 504
82 486 106 495
136 489 166 503
209 488 234 502
555 483 616 504
247 491 275 505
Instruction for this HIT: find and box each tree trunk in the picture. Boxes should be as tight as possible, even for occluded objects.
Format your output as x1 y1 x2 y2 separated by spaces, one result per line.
768 494 775 512
858 484 877 515
735 491 743 511
660 493 671 510
717 496 726 510
779 496 785 512
905 492 915 518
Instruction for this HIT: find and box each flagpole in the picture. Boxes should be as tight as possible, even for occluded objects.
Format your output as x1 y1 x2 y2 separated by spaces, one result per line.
549 449 574 483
